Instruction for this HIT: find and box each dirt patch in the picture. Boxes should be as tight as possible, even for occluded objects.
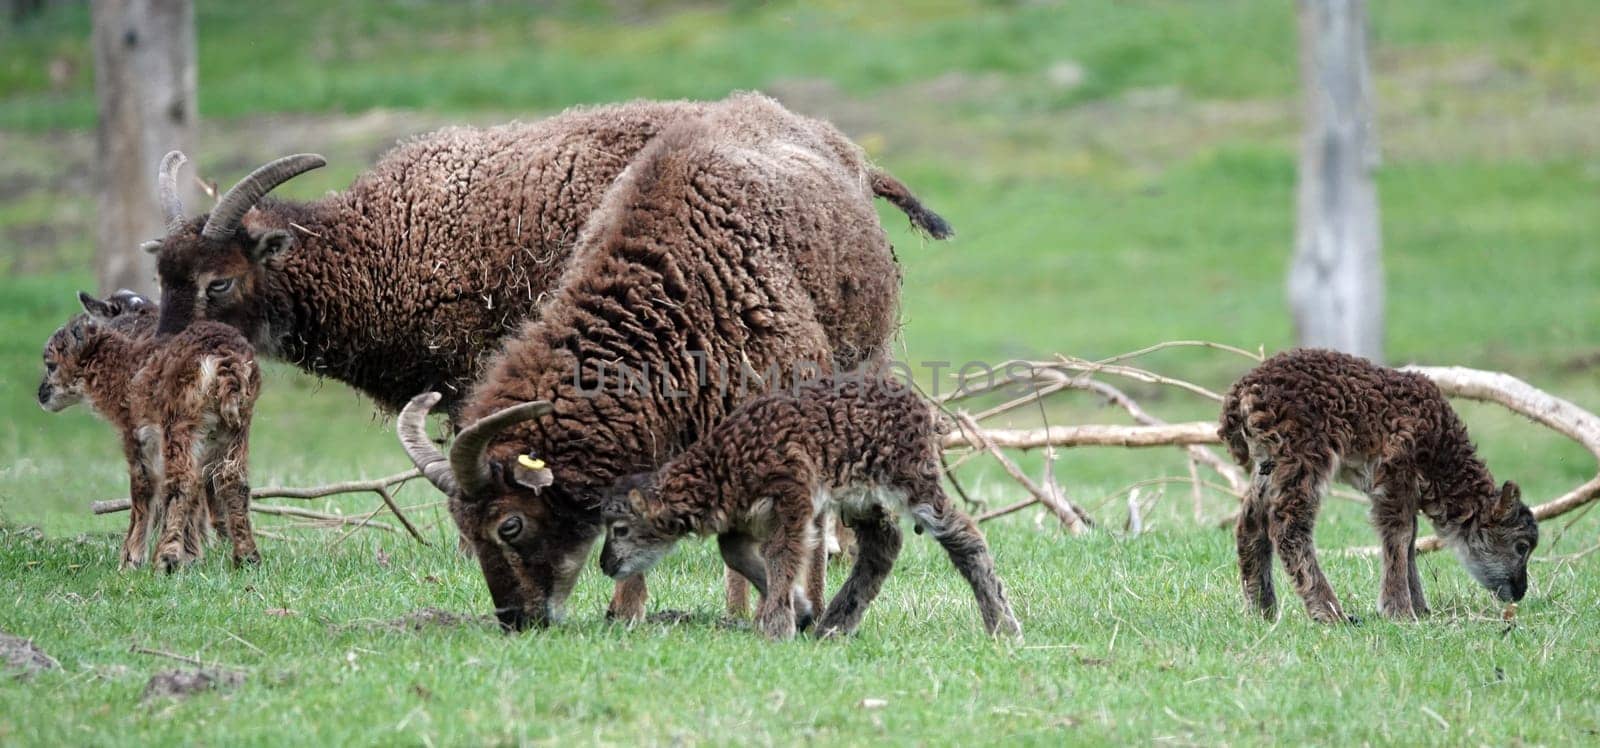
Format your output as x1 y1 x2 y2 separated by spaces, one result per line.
335 607 494 633
141 668 245 702
0 632 59 678
644 609 749 631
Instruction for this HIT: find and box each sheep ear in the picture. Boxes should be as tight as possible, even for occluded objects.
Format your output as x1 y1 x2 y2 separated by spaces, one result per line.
627 488 648 515
1498 481 1522 516
247 229 295 263
140 239 164 255
510 454 554 492
78 291 115 320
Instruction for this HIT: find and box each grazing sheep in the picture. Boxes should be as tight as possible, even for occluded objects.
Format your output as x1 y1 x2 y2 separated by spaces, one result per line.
39 294 261 572
143 94 950 417
597 376 1022 640
397 99 924 629
1220 348 1539 623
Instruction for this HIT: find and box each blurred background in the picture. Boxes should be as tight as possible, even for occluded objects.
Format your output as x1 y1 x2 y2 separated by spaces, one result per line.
1 0 1596 532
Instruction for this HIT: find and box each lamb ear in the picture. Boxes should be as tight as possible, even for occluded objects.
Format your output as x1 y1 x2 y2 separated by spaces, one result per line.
78 291 115 320
510 453 555 492
627 488 648 516
248 228 295 263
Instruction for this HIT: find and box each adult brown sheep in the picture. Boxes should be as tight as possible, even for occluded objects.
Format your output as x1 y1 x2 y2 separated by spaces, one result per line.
397 97 919 629
143 95 949 418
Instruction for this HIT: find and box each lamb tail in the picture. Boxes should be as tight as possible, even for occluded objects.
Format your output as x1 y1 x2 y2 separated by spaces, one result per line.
870 170 953 240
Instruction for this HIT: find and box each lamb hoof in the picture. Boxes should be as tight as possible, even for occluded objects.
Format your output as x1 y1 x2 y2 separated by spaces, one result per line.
991 616 1023 638
1307 607 1355 625
156 553 183 575
790 588 815 632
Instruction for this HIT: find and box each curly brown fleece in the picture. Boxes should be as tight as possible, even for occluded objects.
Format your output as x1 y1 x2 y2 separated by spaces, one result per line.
427 99 919 630
596 376 1021 641
40 300 261 573
152 94 950 417
1219 348 1538 623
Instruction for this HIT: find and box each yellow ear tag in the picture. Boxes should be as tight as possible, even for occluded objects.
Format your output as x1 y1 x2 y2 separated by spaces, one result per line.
518 455 546 471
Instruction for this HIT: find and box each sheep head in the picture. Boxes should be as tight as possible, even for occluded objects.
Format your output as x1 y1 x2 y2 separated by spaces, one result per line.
397 392 596 631
142 151 326 338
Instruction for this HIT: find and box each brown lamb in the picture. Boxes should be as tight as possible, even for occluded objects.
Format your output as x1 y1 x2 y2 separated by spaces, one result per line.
397 99 921 630
142 94 949 418
39 294 261 572
1219 348 1538 623
597 376 1022 641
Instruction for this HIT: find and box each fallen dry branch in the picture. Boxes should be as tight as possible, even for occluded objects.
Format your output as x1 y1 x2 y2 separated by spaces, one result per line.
954 412 1091 533
88 469 427 544
1349 366 1600 554
251 504 398 533
943 421 1222 451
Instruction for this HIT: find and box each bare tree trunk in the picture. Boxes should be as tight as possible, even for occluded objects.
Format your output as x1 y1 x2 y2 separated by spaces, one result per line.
1288 0 1383 361
92 0 196 296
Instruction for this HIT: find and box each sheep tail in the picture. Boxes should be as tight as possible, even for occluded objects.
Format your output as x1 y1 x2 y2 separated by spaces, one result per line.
214 359 257 431
1217 389 1250 469
870 169 954 240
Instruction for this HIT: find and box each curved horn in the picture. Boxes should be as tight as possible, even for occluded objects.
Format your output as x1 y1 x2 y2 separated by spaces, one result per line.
397 392 460 497
201 153 327 241
157 151 188 233
449 400 554 498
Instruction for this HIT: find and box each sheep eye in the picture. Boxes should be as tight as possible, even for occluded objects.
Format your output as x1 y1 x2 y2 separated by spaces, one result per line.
207 278 235 294
497 515 524 542
1515 541 1531 556
44 361 57 373
611 524 631 539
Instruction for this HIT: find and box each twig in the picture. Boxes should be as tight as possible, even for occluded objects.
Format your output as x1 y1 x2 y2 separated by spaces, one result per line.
130 645 214 669
90 469 421 513
1050 354 1225 402
252 504 397 533
954 412 1091 534
89 470 426 544
372 487 428 545
976 498 1039 523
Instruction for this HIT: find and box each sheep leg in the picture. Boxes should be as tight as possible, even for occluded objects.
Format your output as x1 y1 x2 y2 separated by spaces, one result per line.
1406 522 1430 615
155 436 203 574
119 446 155 570
213 432 260 567
606 574 649 623
1370 471 1420 620
1376 516 1419 619
1236 471 1277 619
754 483 815 641
724 566 751 619
910 485 1021 637
815 504 901 639
719 532 812 631
204 480 228 542
805 511 829 619
1266 457 1352 624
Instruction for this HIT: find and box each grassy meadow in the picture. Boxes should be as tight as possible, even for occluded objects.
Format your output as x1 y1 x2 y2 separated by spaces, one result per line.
1 0 1598 744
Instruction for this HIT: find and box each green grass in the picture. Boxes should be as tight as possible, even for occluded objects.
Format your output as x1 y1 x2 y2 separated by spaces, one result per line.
4 517 1598 744
3 0 1600 744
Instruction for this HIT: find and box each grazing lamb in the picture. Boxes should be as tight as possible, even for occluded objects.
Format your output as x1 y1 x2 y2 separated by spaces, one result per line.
39 294 261 572
397 98 923 629
597 376 1022 640
143 95 950 417
1220 348 1538 623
